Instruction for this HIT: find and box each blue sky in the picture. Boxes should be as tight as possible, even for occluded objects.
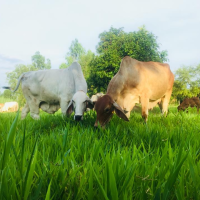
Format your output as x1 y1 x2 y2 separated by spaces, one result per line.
0 0 200 92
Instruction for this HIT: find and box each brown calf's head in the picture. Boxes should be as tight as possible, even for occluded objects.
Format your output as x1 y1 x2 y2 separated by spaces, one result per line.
94 94 129 127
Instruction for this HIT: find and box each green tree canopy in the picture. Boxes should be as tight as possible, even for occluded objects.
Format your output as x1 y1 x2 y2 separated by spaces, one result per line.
61 40 94 80
32 51 51 70
79 50 95 79
87 26 168 94
59 63 68 69
172 64 200 102
3 89 12 99
63 39 86 68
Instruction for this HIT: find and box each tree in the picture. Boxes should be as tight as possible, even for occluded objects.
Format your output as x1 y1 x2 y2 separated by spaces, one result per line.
6 63 37 106
88 26 168 94
79 50 95 79
172 65 200 102
32 51 51 70
59 63 68 69
61 40 94 81
64 39 86 68
3 89 12 99
68 39 85 61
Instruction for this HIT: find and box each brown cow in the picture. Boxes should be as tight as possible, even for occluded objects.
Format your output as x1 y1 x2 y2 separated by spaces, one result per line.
178 97 200 113
94 56 174 127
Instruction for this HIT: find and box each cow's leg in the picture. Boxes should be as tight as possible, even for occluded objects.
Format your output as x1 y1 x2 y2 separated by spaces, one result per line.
60 99 70 116
161 89 172 116
140 96 149 122
21 103 30 119
158 101 163 113
28 99 40 120
21 104 28 117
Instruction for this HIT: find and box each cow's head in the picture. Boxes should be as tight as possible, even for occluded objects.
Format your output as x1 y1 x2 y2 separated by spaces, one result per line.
94 94 129 128
67 91 94 121
177 101 188 112
177 105 184 111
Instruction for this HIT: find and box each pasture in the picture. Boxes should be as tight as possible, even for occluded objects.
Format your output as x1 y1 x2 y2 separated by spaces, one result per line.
0 104 200 199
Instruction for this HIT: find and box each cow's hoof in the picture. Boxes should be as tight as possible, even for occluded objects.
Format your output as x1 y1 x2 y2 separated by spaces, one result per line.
21 115 26 120
30 113 40 120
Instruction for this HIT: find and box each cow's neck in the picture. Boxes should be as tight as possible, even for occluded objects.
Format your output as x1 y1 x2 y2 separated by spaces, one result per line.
107 80 124 102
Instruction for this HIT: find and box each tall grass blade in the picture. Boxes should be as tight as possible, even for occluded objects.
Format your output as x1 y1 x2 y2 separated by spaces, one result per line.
108 161 118 200
162 147 188 200
88 162 94 200
23 135 39 200
0 111 19 170
91 164 109 200
45 181 51 200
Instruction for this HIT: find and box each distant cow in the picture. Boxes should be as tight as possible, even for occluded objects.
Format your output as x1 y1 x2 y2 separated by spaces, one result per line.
94 56 174 127
178 97 200 113
0 103 4 110
7 62 93 120
0 102 18 112
91 93 104 105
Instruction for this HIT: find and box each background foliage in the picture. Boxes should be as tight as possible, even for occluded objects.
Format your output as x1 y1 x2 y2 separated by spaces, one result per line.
172 64 200 102
1 26 200 105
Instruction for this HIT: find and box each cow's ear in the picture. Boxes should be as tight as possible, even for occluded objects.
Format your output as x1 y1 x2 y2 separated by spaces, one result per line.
66 100 73 116
113 102 129 121
86 97 94 109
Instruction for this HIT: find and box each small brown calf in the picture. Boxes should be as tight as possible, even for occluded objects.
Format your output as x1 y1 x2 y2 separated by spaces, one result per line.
178 97 200 113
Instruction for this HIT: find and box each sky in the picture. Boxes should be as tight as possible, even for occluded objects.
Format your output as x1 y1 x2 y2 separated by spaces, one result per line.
0 0 200 93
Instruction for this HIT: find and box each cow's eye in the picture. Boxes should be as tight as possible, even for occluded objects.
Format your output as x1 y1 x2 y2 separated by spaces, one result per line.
104 108 110 113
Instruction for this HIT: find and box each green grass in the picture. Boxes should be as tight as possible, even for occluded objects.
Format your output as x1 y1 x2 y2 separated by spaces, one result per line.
0 105 200 199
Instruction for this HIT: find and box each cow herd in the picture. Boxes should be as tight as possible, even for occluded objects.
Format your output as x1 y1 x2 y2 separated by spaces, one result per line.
1 56 200 127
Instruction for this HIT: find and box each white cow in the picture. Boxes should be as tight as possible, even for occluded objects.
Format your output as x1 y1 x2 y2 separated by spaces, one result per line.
12 62 93 120
91 93 104 104
0 102 18 112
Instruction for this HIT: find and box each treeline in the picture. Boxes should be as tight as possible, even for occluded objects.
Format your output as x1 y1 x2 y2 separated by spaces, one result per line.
1 26 200 105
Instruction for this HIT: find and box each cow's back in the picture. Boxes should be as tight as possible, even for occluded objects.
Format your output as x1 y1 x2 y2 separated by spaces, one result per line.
21 69 74 102
107 56 174 101
21 62 87 104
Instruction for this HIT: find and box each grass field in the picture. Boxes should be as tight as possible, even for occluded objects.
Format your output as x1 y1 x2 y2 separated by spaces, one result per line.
0 104 200 200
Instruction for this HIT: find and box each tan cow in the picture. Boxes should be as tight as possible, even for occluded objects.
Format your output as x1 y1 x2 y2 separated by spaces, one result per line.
94 56 174 127
0 103 4 110
0 102 18 112
178 97 200 113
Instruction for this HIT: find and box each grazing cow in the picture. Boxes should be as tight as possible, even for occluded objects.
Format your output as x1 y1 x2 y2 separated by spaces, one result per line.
94 56 174 127
9 62 93 120
178 97 200 113
0 102 18 112
91 93 104 105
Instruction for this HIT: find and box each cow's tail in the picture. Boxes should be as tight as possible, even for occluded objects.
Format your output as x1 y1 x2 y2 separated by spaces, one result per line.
2 86 11 90
13 73 25 92
2 73 25 93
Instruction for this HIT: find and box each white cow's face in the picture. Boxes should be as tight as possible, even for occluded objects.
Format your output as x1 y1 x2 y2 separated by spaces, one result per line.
67 91 94 121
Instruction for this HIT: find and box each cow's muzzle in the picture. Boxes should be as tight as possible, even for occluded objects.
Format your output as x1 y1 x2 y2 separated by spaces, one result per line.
75 115 82 121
